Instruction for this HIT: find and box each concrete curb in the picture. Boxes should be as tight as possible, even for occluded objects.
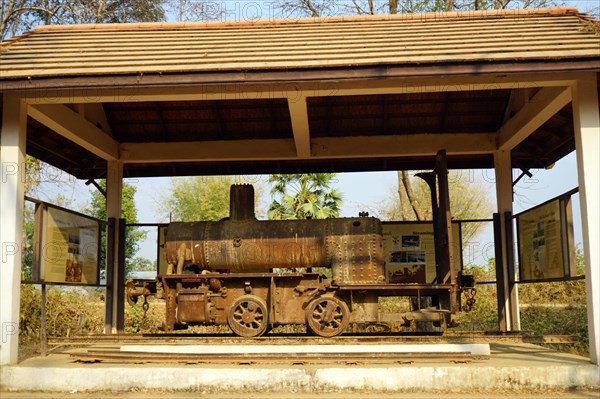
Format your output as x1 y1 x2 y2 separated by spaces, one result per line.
2 364 599 393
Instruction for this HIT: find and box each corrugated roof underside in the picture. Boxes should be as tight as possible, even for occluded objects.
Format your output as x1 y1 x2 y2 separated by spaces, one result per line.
1 14 599 79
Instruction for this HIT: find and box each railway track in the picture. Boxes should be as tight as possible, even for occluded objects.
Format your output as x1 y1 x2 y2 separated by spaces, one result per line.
49 331 576 347
70 348 478 364
49 331 574 365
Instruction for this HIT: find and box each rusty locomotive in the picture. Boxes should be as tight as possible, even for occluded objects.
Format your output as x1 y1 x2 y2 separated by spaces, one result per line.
129 177 474 338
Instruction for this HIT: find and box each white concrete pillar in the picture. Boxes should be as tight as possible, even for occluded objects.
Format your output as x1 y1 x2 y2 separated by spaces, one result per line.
105 160 123 334
0 96 27 365
493 150 520 331
572 73 600 365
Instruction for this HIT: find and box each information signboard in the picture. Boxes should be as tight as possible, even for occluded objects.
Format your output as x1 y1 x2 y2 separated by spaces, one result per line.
517 195 575 281
39 206 100 284
382 222 461 284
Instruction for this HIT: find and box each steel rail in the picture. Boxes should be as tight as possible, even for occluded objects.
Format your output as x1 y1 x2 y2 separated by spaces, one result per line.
70 349 479 364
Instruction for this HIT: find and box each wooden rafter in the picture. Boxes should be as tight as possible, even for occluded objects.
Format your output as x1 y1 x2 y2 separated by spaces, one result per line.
497 86 572 151
27 104 119 160
288 97 312 158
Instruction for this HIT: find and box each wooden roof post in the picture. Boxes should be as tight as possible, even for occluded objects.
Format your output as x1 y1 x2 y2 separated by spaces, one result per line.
0 95 27 365
572 72 600 365
105 160 124 334
493 149 520 332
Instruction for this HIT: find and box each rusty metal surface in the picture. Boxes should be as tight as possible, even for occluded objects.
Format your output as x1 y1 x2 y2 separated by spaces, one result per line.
165 217 385 278
227 295 269 337
229 185 256 221
166 218 387 275
150 184 463 336
327 217 385 285
306 296 350 337
165 220 326 272
165 185 384 280
160 273 324 333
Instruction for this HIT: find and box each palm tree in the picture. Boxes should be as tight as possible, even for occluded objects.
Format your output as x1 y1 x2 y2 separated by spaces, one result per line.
268 174 342 220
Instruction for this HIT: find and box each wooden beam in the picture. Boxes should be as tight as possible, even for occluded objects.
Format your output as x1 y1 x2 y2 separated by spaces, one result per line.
27 104 119 160
78 103 113 136
497 86 571 151
312 133 497 158
121 132 495 163
20 74 579 105
120 138 297 163
502 88 529 123
288 97 311 158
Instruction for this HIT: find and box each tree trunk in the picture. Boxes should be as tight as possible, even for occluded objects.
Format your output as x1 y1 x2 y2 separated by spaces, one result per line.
401 170 426 221
388 0 398 14
396 171 410 220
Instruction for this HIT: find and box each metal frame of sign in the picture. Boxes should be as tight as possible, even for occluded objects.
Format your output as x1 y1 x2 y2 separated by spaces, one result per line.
515 188 578 283
27 197 105 287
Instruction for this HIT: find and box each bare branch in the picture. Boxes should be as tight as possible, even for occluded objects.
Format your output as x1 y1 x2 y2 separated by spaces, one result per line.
352 0 366 14
303 0 320 17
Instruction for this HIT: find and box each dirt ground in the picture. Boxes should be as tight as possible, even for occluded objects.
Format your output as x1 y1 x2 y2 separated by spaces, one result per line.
1 390 599 399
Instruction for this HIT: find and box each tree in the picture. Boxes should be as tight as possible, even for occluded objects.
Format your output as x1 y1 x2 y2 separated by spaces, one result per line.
128 257 156 272
162 176 266 222
167 0 223 22
2 0 165 40
377 170 494 244
85 179 147 275
268 174 342 220
274 0 555 19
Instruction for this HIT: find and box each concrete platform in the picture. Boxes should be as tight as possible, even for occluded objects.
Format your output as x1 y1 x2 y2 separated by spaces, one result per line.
121 342 491 356
1 343 599 394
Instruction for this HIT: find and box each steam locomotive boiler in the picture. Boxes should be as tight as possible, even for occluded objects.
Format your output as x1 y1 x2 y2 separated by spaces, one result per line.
127 182 471 338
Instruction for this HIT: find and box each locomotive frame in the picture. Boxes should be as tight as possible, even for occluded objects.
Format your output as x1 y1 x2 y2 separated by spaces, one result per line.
128 151 474 337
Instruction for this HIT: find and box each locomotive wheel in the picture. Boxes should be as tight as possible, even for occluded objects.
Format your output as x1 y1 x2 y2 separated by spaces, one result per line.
125 281 139 306
227 295 269 337
306 296 349 337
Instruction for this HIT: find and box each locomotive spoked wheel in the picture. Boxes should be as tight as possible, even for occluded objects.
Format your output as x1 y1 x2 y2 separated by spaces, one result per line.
306 296 349 337
227 295 269 337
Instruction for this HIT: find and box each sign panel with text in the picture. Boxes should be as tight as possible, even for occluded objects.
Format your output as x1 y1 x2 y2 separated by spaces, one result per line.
382 222 461 284
40 206 100 285
517 195 575 281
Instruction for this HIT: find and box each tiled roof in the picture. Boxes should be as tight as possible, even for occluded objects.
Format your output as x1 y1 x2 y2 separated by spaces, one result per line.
1 7 599 80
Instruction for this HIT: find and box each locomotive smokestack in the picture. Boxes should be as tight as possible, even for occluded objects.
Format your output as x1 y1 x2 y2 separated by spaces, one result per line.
230 184 255 220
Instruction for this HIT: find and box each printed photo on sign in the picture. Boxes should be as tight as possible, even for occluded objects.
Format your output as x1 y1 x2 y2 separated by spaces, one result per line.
401 235 420 249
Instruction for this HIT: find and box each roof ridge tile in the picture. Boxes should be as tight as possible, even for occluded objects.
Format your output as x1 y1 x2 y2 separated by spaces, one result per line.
29 7 581 33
